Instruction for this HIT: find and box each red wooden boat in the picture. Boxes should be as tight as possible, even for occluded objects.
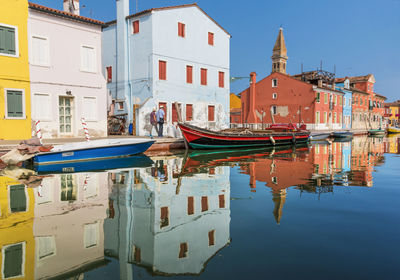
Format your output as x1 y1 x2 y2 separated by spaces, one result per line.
178 122 310 149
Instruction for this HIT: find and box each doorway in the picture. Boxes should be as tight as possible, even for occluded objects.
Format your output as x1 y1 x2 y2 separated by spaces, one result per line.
59 96 73 135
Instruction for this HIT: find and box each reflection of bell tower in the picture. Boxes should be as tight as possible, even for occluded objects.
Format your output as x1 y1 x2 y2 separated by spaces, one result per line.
272 189 287 224
271 28 288 74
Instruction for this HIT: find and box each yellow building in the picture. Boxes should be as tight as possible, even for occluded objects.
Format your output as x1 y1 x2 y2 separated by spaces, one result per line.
0 176 35 279
0 0 31 140
230 93 241 123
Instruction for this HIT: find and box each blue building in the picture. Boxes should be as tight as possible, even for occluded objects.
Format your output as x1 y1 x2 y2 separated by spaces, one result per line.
335 78 352 129
102 1 231 136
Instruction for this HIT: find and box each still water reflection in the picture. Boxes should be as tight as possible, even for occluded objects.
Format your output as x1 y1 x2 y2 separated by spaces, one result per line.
0 135 399 279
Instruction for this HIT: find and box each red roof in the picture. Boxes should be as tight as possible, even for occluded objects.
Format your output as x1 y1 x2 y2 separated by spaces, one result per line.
28 2 105 26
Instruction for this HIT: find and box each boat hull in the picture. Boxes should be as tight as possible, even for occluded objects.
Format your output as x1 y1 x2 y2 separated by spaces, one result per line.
310 133 331 141
179 123 310 149
332 131 354 138
34 140 154 166
387 127 400 134
368 129 386 136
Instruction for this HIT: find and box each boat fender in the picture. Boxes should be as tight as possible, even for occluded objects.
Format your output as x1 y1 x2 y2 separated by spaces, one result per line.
269 136 276 145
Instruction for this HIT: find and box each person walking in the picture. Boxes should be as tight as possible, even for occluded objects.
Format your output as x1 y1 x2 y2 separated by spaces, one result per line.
156 106 165 137
149 108 158 137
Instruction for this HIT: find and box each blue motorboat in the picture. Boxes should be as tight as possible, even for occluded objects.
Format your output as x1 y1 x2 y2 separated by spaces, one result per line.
33 138 155 167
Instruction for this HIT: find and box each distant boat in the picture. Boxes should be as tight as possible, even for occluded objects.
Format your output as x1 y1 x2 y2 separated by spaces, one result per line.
368 129 386 136
178 122 310 149
332 131 354 139
310 133 331 141
34 138 155 167
387 126 400 134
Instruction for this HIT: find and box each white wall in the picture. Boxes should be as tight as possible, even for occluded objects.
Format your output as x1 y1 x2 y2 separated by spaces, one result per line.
29 10 107 138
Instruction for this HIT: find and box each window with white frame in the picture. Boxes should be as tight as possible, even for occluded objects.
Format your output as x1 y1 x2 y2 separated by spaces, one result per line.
31 36 49 66
36 179 53 204
37 236 56 260
82 97 97 121
84 174 99 199
271 105 277 115
0 24 18 56
2 242 25 279
84 222 99 248
81 45 96 72
272 79 278 87
272 93 277 99
33 93 51 120
5 89 24 119
8 184 27 213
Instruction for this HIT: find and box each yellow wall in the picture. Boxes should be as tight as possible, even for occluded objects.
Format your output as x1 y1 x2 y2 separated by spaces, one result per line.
0 176 34 279
0 0 31 140
230 93 241 110
389 106 399 122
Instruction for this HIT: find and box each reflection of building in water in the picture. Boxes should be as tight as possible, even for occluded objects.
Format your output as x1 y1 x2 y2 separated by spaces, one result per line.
104 157 231 277
240 148 314 223
33 172 109 279
0 176 35 279
385 135 400 154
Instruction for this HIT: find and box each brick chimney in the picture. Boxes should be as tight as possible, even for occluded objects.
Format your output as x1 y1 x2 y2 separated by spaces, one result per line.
63 0 80 16
246 72 257 123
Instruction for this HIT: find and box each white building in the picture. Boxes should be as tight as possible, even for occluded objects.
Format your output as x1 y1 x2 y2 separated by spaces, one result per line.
102 2 231 137
28 1 107 139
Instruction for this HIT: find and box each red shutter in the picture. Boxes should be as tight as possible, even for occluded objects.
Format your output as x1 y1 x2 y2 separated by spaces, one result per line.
172 103 180 122
186 104 193 121
208 230 215 246
182 23 185 37
219 194 225 208
160 206 169 228
218 71 224 88
186 65 193 84
133 20 139 34
201 196 208 212
208 32 214 45
201 68 207 85
106 66 112 83
178 22 185 37
208 105 215 121
187 196 194 215
159 60 166 80
159 102 167 121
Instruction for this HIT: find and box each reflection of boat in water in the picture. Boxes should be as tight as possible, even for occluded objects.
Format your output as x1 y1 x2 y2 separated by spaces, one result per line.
33 154 154 174
387 126 400 134
368 129 385 136
34 138 155 166
178 122 310 149
332 131 353 139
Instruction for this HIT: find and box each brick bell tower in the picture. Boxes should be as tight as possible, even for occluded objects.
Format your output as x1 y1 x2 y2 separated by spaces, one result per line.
271 27 288 74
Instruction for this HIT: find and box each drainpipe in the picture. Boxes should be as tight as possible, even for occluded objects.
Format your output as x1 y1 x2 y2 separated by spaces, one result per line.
246 72 257 124
126 18 134 132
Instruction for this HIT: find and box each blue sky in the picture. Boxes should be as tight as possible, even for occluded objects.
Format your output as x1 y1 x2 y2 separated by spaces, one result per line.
31 0 400 101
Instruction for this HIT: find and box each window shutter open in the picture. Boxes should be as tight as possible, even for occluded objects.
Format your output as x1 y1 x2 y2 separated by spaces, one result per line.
7 91 23 118
186 65 192 83
218 71 224 88
208 32 214 45
0 26 16 55
186 104 193 121
201 68 207 85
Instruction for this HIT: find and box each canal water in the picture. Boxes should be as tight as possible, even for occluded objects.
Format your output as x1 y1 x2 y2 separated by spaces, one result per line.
0 135 399 280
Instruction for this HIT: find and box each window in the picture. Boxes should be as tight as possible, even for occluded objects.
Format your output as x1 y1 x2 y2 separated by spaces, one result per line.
2 243 24 279
33 93 51 120
132 20 139 34
339 96 342 106
0 24 17 56
272 93 277 99
272 79 278 87
84 174 98 199
159 60 167 80
218 71 224 88
201 68 207 85
324 112 327 123
316 92 320 103
208 32 214 45
84 222 99 248
187 196 194 215
178 22 185 37
208 105 215 121
271 105 277 115
60 174 76 201
334 95 337 105
117 101 124 110
9 184 26 213
83 97 97 121
179 243 188 258
186 104 193 121
334 112 337 123
31 36 49 66
5 89 24 119
272 177 278 184
316 111 320 123
186 65 193 84
343 97 346 107
172 102 181 123
208 230 215 246
37 236 56 260
201 196 208 212
219 194 225 208
324 93 328 104
106 66 112 83
81 45 96 72
160 206 169 228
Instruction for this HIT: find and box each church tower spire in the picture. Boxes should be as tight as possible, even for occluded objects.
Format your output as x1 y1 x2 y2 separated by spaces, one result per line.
271 27 288 74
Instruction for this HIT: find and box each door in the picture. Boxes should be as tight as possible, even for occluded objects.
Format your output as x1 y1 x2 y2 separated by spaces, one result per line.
59 96 73 134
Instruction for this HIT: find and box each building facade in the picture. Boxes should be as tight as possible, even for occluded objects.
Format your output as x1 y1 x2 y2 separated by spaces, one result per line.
335 78 353 129
28 1 107 139
384 101 400 126
0 0 31 140
102 2 231 136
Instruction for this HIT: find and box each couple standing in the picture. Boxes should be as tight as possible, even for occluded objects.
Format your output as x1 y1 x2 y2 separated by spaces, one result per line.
150 106 165 137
